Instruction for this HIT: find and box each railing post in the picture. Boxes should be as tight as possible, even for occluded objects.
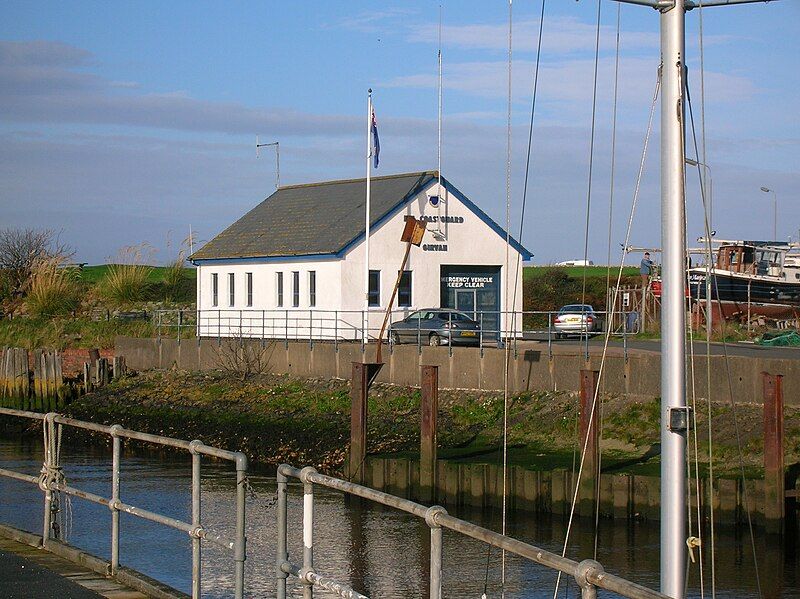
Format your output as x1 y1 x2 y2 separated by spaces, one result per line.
763 371 785 534
110 426 122 576
479 312 484 358
579 370 600 517
300 467 317 599
285 309 289 350
574 559 603 599
420 365 439 504
361 310 366 353
190 440 203 599
548 312 553 360
234 453 248 599
309 310 313 350
425 506 446 599
334 311 339 352
276 466 289 599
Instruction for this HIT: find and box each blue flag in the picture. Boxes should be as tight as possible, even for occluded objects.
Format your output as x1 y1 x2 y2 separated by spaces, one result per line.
371 109 380 169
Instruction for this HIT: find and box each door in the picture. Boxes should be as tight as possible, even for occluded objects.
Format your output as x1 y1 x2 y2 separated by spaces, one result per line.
455 290 476 319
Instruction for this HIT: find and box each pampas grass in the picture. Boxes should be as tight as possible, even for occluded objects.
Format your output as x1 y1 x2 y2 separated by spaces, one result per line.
98 246 152 306
24 257 81 316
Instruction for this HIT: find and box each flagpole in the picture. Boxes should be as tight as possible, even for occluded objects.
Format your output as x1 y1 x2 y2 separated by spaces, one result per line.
365 89 373 334
437 5 442 190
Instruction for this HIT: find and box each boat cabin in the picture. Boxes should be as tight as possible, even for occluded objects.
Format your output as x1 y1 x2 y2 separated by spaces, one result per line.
715 242 786 277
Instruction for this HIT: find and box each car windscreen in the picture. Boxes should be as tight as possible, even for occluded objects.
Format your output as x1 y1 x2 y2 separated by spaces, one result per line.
559 305 591 314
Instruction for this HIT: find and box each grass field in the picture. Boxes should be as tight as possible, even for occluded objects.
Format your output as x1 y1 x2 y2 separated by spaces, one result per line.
523 265 639 281
78 264 197 284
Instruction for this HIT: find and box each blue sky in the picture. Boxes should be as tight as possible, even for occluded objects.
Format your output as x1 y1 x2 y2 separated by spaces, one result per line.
1 1 798 264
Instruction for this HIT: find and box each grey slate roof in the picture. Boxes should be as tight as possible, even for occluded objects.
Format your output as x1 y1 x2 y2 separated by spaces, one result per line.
190 170 532 261
190 171 435 261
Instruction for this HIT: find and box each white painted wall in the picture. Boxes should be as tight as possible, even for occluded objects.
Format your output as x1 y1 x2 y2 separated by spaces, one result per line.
195 179 526 339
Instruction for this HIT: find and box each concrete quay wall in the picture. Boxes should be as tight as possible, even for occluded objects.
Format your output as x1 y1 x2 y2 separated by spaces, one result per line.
115 337 800 405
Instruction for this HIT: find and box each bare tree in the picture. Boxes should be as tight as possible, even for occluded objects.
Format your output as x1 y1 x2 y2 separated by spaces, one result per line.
215 330 277 381
0 228 73 293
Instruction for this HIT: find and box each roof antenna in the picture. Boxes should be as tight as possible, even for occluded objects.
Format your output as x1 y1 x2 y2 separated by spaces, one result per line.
256 135 280 190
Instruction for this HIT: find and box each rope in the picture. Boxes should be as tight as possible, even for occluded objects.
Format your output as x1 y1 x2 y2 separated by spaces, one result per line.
501 1 513 595
553 68 662 599
39 417 69 542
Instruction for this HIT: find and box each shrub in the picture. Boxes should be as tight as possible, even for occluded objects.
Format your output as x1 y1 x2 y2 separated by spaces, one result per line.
24 258 81 317
98 246 152 306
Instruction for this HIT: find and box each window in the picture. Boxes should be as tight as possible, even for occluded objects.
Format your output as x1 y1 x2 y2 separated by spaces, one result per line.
276 272 284 307
228 273 235 307
368 270 380 307
397 270 412 307
211 273 218 307
292 271 300 307
309 271 316 307
246 272 253 307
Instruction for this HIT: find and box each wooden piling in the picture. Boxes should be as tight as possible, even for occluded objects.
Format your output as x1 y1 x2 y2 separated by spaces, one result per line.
419 365 439 504
83 362 92 395
112 355 127 379
348 362 369 484
579 369 600 517
762 371 785 533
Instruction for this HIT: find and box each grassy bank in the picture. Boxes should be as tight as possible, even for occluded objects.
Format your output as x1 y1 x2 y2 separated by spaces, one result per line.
54 370 798 479
0 316 156 350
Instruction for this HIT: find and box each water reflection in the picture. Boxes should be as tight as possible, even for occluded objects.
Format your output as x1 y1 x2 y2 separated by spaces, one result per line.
0 438 797 598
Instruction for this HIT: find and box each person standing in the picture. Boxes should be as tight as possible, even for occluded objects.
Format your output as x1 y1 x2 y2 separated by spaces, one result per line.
640 252 655 289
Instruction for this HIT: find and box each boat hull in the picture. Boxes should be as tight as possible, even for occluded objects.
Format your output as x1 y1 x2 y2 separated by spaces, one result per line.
688 268 800 320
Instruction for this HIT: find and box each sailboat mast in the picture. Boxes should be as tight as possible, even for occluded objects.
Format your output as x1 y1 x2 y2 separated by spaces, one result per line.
659 3 687 597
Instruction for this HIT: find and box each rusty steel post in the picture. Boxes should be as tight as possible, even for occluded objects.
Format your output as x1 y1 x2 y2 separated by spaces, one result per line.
579 370 600 516
349 362 369 484
420 366 439 504
762 371 785 534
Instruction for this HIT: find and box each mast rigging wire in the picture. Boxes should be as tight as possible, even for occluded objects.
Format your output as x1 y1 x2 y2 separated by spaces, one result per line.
696 5 717 593
686 78 764 599
553 68 662 599
501 1 512 595
597 1 622 561
579 0 603 310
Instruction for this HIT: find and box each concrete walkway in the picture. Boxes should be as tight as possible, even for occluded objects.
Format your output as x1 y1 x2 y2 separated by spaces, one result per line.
0 536 147 599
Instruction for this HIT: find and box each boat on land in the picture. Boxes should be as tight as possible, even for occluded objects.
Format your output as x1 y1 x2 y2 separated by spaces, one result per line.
689 239 800 320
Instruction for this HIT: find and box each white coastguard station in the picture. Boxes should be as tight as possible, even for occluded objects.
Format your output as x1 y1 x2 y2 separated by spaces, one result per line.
190 171 532 342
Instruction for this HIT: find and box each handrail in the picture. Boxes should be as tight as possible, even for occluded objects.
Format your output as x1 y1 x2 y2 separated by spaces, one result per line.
0 408 248 599
276 464 669 599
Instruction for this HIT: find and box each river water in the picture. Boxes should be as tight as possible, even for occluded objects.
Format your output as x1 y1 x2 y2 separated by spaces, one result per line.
0 437 796 598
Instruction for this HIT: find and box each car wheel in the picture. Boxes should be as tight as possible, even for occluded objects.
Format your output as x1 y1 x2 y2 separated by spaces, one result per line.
390 331 400 345
429 333 441 347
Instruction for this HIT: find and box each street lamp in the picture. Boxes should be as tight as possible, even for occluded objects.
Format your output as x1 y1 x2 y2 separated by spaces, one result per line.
686 158 713 232
760 186 777 240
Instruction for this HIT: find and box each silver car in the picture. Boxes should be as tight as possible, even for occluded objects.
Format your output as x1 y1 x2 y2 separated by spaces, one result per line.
389 309 482 346
554 304 601 338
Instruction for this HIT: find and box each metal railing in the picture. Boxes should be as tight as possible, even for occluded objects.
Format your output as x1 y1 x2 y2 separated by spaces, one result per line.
154 308 637 360
0 407 248 599
275 464 668 599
